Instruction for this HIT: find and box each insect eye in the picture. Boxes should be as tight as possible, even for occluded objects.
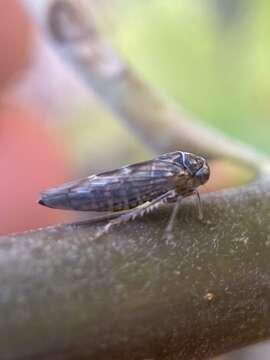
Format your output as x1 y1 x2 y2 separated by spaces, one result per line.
185 154 204 174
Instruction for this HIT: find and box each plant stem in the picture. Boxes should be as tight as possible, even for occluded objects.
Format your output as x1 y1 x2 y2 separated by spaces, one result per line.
1 181 270 359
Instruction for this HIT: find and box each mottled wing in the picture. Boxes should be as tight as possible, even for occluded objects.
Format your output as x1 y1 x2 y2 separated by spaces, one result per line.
40 159 185 211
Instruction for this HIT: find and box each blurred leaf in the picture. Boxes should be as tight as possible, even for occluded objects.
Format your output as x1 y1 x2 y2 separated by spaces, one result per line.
109 0 270 154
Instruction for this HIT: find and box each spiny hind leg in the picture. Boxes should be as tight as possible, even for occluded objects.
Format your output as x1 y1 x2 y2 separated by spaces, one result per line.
94 190 176 240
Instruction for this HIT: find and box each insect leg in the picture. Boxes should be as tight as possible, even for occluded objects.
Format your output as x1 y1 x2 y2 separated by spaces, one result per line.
193 189 203 220
163 195 182 241
94 190 176 240
164 190 203 241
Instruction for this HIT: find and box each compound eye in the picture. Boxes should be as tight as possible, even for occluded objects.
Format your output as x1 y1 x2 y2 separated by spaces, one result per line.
185 154 204 174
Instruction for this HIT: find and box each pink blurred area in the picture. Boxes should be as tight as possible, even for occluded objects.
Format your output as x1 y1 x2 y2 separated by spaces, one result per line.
0 0 32 88
0 0 74 234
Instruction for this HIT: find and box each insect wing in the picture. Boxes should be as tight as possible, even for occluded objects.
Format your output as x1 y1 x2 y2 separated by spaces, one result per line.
40 159 183 211
80 159 181 211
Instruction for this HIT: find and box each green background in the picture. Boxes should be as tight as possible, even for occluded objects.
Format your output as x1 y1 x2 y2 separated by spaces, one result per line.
104 0 270 155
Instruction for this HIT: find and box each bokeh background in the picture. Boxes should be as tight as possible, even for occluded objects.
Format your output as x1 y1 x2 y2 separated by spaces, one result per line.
0 0 270 225
1 0 270 358
2 0 269 236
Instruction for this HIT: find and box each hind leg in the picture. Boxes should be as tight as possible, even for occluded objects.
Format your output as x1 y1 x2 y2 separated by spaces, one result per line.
94 190 176 240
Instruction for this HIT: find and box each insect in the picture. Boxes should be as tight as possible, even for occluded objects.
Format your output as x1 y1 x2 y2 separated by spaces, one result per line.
39 151 210 240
